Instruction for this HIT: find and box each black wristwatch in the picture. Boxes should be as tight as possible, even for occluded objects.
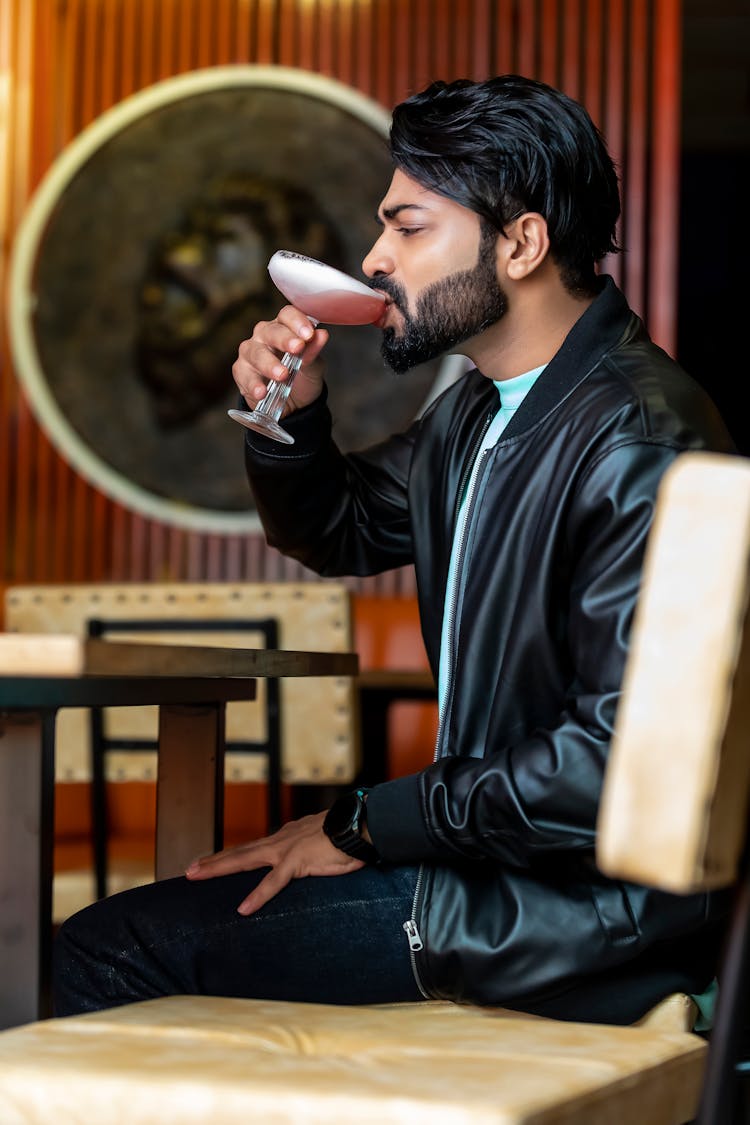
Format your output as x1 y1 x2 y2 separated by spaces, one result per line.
323 787 380 864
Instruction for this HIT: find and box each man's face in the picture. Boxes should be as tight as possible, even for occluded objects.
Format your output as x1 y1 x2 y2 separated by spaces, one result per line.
363 169 507 373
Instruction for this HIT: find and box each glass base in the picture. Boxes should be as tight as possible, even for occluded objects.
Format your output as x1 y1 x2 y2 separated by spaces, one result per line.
227 408 295 445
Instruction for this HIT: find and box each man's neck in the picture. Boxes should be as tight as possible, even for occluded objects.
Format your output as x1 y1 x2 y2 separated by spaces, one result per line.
461 275 596 382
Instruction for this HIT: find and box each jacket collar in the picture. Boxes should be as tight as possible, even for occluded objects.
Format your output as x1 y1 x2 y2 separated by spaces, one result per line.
477 275 637 442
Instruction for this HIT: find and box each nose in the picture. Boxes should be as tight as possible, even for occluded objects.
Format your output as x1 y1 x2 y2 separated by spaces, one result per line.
362 233 393 280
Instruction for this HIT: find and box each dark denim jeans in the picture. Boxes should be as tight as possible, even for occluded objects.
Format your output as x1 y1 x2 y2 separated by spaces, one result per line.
53 864 424 1016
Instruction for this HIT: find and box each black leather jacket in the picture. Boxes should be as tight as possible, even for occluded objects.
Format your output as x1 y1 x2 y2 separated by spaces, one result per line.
244 277 736 1021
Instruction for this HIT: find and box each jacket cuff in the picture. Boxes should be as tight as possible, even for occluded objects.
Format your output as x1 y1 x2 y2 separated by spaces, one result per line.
366 774 443 864
242 386 331 461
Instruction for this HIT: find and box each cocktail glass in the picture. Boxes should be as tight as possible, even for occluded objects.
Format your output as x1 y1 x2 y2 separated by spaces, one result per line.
228 250 386 445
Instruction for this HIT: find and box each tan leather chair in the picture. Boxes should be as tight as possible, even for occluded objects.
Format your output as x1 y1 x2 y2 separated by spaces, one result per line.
0 451 748 1124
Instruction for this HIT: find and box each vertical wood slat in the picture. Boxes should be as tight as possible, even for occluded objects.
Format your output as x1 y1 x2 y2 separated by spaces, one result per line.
31 434 50 580
649 0 680 356
336 0 354 88
205 535 224 581
71 473 89 580
214 0 235 64
139 0 157 87
110 505 129 581
196 0 214 68
625 0 649 324
583 0 602 126
81 0 99 123
147 522 167 579
89 488 109 578
10 0 33 208
373 0 394 107
277 0 296 69
453 0 472 76
495 0 514 74
297 0 316 72
471 0 492 78
60 0 80 146
517 0 536 77
129 516 148 580
52 461 74 581
391 0 410 100
12 395 32 581
28 0 55 186
413 0 431 89
167 527 186 580
257 0 277 63
0 0 682 594
177 0 195 81
100 0 118 112
562 0 581 99
4 0 33 584
235 0 251 62
603 0 625 287
158 0 176 76
0 0 17 568
432 0 452 80
317 0 335 77
186 532 204 581
353 0 373 97
540 0 559 86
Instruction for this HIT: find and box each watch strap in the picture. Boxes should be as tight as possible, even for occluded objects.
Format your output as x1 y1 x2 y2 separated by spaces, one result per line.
323 787 380 864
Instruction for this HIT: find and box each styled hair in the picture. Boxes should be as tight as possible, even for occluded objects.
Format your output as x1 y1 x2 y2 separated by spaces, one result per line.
389 75 621 294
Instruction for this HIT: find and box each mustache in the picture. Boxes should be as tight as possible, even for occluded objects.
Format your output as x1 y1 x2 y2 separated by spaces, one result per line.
368 276 408 315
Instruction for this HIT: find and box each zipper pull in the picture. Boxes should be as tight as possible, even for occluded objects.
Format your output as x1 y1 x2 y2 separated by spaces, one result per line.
403 919 424 952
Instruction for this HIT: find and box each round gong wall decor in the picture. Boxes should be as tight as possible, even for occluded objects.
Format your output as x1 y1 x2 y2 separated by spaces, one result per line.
9 66 448 533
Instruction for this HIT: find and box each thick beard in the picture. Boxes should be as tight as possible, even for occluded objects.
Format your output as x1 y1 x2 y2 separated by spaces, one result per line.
378 226 506 375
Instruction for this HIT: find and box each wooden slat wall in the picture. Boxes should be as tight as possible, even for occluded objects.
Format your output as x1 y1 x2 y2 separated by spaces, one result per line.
0 0 681 598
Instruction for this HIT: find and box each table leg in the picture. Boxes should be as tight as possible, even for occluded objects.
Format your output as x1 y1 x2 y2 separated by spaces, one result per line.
0 711 55 1028
155 703 225 880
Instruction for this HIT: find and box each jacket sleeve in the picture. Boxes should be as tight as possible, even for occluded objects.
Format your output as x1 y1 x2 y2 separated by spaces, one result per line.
242 386 419 576
366 439 681 867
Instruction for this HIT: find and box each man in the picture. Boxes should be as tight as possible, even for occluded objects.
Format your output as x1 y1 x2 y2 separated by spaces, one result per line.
55 75 734 1023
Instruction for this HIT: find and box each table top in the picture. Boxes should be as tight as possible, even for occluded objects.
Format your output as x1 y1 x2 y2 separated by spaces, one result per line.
0 634 359 679
0 674 263 710
0 635 358 709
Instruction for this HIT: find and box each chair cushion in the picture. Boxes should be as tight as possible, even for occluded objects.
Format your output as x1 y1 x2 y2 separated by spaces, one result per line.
0 995 706 1124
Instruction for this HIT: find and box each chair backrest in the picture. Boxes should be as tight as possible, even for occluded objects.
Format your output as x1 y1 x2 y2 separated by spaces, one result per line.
3 582 359 787
597 451 750 892
596 450 750 1125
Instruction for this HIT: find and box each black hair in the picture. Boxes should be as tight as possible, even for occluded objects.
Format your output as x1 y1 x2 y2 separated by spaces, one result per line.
389 75 621 295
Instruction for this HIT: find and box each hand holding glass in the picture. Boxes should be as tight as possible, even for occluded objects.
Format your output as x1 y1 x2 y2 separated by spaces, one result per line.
228 250 387 445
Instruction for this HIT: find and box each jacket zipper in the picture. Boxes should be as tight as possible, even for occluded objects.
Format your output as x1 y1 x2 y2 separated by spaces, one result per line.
403 410 495 994
403 918 423 952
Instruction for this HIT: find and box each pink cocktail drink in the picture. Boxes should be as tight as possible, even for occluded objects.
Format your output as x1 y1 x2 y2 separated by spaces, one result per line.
278 287 386 325
228 250 386 445
267 250 386 325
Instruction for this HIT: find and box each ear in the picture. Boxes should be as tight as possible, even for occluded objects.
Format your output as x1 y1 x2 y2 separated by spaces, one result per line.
498 213 550 281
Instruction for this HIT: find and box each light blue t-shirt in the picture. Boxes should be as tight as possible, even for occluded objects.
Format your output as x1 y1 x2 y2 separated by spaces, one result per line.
438 365 545 711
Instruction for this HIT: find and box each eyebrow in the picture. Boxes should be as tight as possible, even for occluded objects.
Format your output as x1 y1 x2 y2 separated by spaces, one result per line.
375 203 428 225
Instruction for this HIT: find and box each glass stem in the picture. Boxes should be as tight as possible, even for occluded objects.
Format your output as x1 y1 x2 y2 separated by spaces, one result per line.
257 353 302 421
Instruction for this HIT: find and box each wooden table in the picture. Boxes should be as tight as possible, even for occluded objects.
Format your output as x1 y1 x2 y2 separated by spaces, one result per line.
0 635 357 1030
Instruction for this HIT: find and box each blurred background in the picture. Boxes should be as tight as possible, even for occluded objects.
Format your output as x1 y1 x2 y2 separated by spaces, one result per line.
0 0 748 598
679 0 748 455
